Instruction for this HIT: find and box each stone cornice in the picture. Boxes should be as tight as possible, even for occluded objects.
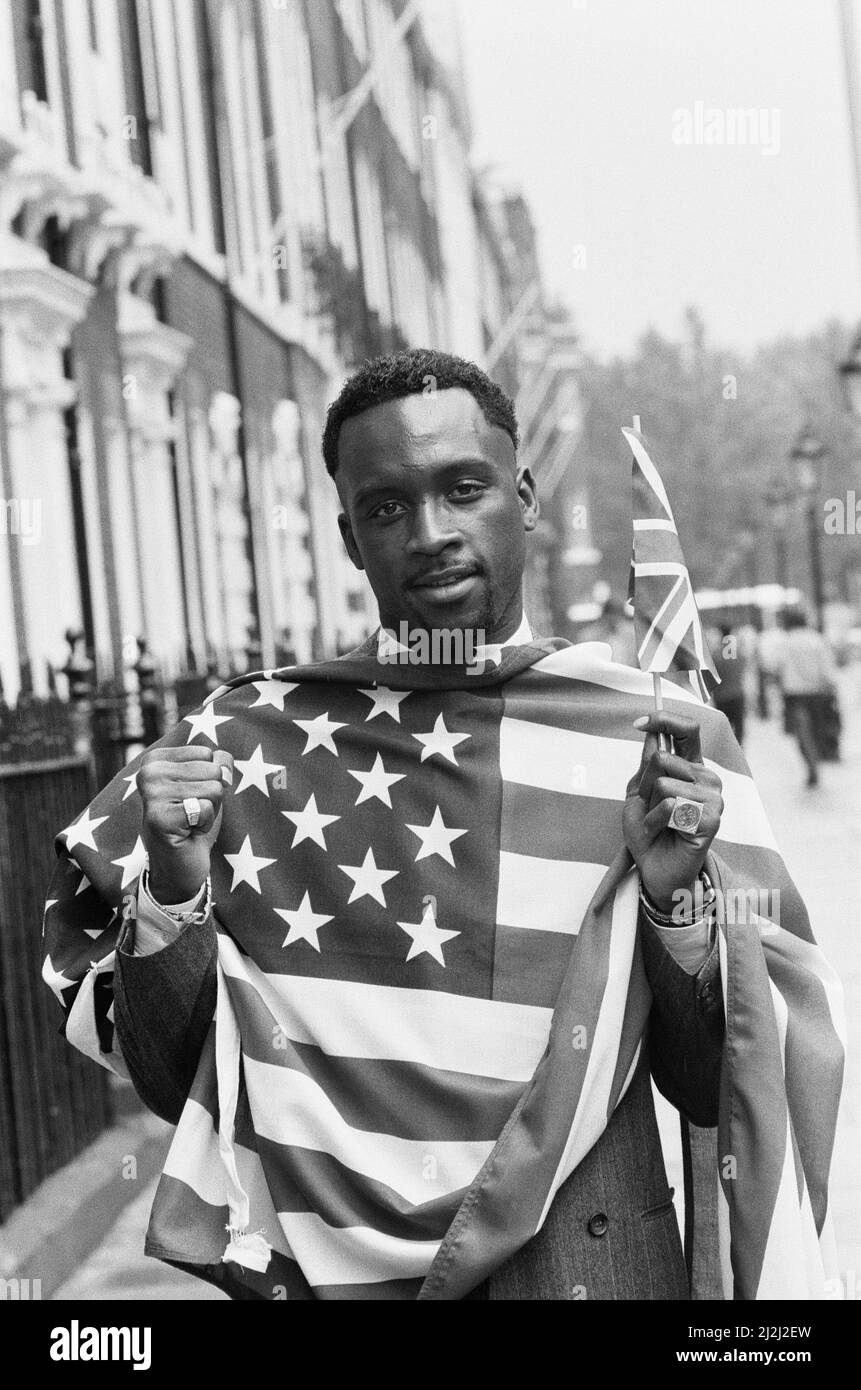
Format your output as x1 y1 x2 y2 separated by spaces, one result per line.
0 236 94 340
116 292 193 377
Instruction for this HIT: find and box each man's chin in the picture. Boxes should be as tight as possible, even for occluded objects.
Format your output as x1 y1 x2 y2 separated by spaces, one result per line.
404 603 489 638
400 578 488 634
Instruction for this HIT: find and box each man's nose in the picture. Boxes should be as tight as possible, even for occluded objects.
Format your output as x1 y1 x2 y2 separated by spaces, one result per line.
406 501 461 553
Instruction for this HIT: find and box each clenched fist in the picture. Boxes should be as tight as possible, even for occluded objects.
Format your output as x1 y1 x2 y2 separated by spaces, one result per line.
623 712 724 914
138 746 234 904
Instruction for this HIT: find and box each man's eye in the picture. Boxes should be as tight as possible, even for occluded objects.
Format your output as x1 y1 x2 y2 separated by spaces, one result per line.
449 482 485 499
370 500 405 519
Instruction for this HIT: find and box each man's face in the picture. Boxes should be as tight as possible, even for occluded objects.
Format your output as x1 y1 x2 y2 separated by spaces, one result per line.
334 387 539 641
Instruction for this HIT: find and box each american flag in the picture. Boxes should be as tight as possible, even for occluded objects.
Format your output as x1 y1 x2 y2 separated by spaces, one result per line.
623 424 719 701
43 636 843 1298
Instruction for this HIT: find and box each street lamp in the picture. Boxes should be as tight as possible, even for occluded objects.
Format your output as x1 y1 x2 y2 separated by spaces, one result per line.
838 329 861 419
790 423 826 630
764 472 791 591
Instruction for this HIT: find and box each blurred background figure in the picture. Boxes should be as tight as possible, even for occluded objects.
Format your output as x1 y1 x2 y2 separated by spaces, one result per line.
779 610 840 786
580 596 638 665
757 616 788 720
711 624 747 745
602 597 638 666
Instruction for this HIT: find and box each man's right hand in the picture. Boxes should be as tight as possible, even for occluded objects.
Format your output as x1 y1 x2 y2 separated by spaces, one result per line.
139 746 234 904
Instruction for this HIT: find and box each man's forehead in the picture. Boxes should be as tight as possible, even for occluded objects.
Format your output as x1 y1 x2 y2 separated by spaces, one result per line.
337 387 511 469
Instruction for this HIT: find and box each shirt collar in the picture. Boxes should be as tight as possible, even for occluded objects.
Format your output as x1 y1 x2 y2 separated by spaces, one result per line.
376 614 534 668
475 613 534 664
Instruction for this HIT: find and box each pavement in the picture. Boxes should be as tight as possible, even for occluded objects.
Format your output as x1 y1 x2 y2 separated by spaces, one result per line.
46 671 861 1299
744 669 861 1282
52 1178 227 1301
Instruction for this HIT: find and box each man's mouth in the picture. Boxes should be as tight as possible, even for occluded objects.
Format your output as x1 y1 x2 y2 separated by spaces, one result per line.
409 567 480 602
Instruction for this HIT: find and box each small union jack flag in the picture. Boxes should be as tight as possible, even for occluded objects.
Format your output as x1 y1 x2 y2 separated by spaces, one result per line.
622 424 719 701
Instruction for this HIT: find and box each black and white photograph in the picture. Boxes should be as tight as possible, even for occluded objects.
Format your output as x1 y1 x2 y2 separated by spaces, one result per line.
0 0 858 1354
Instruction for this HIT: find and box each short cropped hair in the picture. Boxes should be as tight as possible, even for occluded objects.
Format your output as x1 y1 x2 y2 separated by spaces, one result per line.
322 347 519 477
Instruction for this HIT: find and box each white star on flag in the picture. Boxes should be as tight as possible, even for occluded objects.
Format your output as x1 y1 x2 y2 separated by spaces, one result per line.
347 753 405 808
122 772 139 802
225 835 277 893
250 678 297 711
42 953 78 1002
282 793 340 849
358 686 410 722
275 892 334 951
233 744 282 796
397 898 461 966
339 846 399 906
62 807 108 853
294 711 347 756
112 836 147 889
412 713 470 765
184 703 233 744
406 805 467 866
75 874 91 895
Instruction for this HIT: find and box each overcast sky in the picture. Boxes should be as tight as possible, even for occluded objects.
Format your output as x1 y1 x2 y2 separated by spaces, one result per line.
455 0 861 360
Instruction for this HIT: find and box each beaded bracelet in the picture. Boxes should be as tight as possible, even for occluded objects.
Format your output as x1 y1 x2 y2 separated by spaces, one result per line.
639 870 716 928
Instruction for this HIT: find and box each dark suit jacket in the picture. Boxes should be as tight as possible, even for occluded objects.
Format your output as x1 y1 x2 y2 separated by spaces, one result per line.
114 910 723 1301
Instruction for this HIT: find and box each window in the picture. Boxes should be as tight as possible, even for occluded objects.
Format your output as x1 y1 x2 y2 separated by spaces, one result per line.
12 0 48 103
354 153 392 323
252 0 285 297
117 0 154 174
135 0 162 130
86 0 99 51
168 0 196 233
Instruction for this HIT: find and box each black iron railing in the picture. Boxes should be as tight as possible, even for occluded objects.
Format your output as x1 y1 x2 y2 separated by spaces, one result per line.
0 637 228 1220
0 702 111 1221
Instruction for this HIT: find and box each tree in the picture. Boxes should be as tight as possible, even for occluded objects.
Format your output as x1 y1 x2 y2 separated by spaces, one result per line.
567 312 861 606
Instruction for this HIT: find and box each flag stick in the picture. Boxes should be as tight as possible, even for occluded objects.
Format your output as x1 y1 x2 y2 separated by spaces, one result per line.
653 672 669 753
633 415 669 753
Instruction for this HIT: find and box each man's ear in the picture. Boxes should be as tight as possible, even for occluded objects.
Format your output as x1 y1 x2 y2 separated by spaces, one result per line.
516 465 539 532
338 512 365 571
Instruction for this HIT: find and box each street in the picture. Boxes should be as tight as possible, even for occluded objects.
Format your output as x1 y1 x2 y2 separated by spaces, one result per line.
656 666 861 1291
743 667 861 1283
54 673 861 1301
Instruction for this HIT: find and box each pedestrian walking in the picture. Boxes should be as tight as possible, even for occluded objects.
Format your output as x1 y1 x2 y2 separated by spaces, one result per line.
756 618 787 719
779 610 838 787
711 625 746 745
582 597 637 666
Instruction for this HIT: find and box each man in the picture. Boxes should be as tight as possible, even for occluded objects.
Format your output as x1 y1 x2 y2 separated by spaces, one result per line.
584 597 637 666
756 615 787 719
710 625 746 745
44 350 842 1301
779 609 838 787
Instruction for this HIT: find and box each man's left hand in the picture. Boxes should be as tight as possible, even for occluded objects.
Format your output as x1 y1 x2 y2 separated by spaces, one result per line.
623 712 724 915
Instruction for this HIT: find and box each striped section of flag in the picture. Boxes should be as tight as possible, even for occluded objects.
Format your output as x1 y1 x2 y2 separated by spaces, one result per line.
622 425 719 700
44 640 843 1300
420 648 843 1299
